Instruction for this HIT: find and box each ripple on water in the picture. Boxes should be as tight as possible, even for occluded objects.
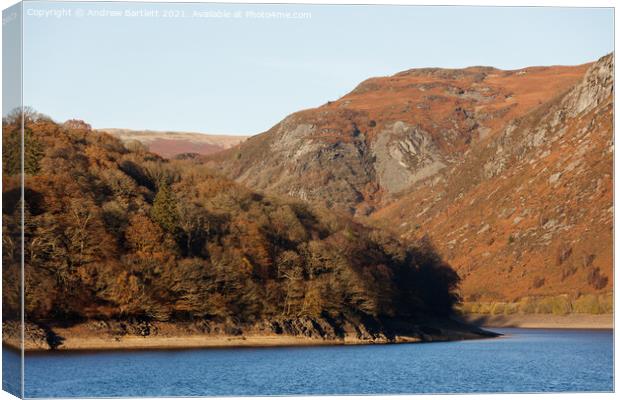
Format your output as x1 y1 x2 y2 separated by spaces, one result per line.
17 328 613 397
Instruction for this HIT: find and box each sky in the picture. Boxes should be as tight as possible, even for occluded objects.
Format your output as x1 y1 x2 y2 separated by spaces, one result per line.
14 2 615 135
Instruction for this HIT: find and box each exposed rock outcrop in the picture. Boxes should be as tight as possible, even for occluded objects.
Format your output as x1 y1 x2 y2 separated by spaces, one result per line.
207 62 588 215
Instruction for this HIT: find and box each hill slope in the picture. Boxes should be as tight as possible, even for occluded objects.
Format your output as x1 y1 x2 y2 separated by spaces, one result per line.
206 55 612 314
375 54 613 310
207 63 588 215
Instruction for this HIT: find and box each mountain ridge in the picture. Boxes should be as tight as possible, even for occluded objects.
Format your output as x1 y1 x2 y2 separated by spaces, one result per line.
206 61 590 215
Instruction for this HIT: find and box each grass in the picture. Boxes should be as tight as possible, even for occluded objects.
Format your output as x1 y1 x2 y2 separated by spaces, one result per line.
458 293 613 316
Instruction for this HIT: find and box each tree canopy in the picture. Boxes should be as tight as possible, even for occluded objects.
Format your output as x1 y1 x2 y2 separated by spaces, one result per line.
2 112 461 329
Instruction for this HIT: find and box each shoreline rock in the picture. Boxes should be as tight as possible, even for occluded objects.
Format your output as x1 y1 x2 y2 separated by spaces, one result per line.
3 316 499 352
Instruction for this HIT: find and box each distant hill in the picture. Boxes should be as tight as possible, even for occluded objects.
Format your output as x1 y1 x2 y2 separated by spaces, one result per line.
98 128 249 159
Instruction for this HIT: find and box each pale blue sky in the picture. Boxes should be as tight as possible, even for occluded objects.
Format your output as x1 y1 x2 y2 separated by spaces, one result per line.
21 2 614 135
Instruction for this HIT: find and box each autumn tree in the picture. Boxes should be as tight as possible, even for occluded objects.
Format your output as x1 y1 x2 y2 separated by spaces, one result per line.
63 119 92 131
6 111 462 330
176 198 209 256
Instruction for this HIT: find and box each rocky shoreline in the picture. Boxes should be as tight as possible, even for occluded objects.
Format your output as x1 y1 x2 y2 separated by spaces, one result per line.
3 316 499 351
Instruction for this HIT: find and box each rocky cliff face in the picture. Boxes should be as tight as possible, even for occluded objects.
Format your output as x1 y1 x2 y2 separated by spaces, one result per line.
207 63 588 215
375 54 613 304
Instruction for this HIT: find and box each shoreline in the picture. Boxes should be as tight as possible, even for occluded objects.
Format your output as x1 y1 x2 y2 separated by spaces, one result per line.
460 313 613 329
3 314 611 352
3 318 499 352
4 334 425 353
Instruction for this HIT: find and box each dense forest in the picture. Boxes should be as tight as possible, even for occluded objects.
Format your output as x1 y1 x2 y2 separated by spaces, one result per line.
2 109 460 334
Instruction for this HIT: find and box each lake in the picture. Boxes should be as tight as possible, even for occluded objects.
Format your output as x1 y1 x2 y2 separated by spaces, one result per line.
4 328 614 397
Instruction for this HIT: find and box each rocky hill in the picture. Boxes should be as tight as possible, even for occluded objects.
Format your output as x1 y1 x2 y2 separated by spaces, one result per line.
207 63 588 215
99 128 248 159
206 54 612 314
374 54 613 310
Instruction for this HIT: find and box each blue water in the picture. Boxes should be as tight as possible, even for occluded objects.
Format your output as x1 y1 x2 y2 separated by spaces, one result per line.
7 328 614 397
2 345 21 397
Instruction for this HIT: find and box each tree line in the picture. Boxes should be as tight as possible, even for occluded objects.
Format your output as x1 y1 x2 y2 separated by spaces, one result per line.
2 109 461 328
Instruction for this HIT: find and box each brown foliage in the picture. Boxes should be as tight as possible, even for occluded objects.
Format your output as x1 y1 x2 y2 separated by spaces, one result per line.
4 113 461 326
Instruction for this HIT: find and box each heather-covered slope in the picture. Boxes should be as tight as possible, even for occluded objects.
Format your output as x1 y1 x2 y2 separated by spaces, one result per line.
2 112 489 350
206 55 612 316
375 54 614 311
207 63 588 215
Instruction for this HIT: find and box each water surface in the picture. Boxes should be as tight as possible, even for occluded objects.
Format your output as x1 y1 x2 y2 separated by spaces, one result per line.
13 328 614 397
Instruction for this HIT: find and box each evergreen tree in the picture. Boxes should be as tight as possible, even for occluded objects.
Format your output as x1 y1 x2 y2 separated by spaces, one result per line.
2 128 43 176
151 181 178 233
2 129 20 176
24 129 43 175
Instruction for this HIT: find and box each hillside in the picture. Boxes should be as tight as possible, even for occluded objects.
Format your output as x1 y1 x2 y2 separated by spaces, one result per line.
207 62 589 215
374 54 613 311
2 112 491 350
206 54 612 315
98 128 248 159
